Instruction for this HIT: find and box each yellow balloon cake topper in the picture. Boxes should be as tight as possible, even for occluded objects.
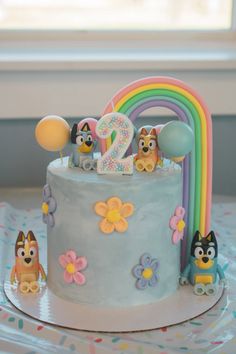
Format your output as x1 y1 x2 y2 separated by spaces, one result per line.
35 115 70 152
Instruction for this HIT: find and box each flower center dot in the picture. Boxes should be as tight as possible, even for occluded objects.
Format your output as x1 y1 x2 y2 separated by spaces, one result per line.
66 263 76 274
177 219 185 232
41 202 49 215
106 209 121 223
142 268 153 279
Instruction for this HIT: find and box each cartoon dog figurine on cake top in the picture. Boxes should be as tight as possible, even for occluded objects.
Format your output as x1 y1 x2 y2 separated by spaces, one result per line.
68 119 97 171
10 231 46 293
134 127 162 172
180 230 226 295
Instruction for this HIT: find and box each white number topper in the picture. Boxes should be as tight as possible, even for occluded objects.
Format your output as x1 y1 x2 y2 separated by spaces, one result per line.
96 113 134 175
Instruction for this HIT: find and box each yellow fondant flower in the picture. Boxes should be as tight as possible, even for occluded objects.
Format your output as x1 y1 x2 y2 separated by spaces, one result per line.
94 197 134 234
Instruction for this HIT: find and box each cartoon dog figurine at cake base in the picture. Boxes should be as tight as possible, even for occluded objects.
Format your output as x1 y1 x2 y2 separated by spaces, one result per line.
180 230 226 295
68 119 97 171
10 231 46 294
134 127 162 172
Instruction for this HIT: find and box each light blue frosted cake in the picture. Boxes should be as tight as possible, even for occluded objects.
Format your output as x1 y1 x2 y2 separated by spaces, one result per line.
46 157 182 308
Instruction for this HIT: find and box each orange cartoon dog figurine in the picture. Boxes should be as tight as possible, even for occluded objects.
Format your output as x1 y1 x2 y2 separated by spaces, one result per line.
134 127 161 172
10 231 46 293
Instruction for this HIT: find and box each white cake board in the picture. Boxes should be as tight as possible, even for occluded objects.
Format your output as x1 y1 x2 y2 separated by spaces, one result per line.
4 281 224 332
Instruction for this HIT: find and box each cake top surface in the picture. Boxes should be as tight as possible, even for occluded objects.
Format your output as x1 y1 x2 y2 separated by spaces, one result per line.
48 157 181 185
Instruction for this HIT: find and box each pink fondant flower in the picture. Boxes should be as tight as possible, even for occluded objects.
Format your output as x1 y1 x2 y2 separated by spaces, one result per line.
169 206 186 244
58 250 87 285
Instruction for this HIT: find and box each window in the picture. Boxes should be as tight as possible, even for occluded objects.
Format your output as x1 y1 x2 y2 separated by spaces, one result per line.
0 0 233 31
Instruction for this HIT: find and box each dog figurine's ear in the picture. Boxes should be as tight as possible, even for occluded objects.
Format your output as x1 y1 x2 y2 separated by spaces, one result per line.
195 230 202 241
81 122 90 133
16 231 25 243
206 230 216 242
190 230 202 256
15 231 25 256
71 124 78 144
27 230 36 242
206 230 218 256
149 128 157 137
140 127 148 136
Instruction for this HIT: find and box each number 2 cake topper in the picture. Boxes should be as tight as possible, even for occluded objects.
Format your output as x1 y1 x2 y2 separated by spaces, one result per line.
96 112 134 175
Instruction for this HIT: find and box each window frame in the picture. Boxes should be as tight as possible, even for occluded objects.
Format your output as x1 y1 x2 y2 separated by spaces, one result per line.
0 1 236 119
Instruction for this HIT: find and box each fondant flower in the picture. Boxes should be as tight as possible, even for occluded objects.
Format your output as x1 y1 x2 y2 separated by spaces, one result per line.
132 253 158 289
169 206 186 244
41 184 57 227
59 250 87 285
94 197 134 234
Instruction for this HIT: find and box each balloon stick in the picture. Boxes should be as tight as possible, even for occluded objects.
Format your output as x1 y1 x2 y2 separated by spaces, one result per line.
59 150 63 164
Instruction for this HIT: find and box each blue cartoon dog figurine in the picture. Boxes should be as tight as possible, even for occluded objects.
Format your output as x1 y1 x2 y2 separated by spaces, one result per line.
180 230 226 295
68 119 97 171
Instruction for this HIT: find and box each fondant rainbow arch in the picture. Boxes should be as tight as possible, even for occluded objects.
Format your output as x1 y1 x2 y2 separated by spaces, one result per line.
101 77 212 265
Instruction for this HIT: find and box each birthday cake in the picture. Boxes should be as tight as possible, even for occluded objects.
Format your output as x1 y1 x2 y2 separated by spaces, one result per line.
37 76 216 307
6 77 227 332
46 157 182 307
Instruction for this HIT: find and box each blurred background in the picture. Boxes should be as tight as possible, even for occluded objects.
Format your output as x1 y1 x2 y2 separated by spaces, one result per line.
0 0 232 30
0 0 235 196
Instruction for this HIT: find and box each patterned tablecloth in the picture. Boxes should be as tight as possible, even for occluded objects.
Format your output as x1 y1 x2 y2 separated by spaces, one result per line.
0 201 236 354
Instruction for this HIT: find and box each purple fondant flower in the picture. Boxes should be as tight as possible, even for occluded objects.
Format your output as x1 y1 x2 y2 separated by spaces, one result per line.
41 184 57 227
132 253 158 289
169 206 186 244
